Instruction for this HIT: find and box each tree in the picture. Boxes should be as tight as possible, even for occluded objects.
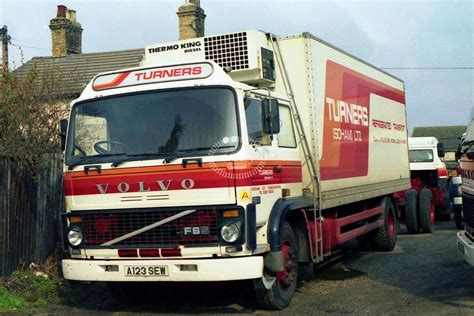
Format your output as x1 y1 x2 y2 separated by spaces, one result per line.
0 64 68 172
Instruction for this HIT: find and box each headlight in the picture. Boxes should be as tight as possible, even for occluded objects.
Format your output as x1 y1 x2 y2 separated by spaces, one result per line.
68 227 83 246
221 224 240 243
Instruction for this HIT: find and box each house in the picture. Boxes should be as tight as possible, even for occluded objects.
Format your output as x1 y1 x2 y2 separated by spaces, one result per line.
411 125 466 152
13 1 206 102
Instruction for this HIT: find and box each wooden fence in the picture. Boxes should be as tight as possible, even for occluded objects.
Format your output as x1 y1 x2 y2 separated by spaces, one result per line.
0 155 63 277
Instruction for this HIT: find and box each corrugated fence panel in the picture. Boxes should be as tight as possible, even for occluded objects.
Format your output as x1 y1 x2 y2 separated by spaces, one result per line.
0 155 63 277
0 160 9 276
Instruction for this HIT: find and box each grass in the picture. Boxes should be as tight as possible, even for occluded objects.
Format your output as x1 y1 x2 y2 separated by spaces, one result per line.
0 258 64 313
0 271 60 312
0 283 27 312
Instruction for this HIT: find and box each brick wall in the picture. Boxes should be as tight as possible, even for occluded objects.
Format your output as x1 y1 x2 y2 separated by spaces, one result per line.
177 2 206 40
49 8 82 57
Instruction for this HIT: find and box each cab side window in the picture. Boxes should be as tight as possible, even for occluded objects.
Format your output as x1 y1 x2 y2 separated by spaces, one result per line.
277 105 297 148
244 98 264 143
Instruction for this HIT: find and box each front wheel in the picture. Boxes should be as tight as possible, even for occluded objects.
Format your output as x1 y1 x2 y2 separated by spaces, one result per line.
254 222 299 310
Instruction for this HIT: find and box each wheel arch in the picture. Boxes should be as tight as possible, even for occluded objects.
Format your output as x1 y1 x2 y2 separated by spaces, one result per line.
267 196 313 252
264 196 313 272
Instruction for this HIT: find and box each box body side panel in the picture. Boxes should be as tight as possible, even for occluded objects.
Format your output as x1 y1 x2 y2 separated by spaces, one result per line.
277 36 410 208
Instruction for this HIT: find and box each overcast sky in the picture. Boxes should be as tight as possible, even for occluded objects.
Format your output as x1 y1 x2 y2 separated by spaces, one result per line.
1 0 473 131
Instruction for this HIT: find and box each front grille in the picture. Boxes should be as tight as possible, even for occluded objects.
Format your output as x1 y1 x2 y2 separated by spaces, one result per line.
204 32 249 71
80 209 218 248
462 193 474 240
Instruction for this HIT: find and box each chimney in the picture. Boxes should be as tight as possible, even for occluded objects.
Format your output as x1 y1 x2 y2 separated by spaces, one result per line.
49 5 83 57
177 0 206 40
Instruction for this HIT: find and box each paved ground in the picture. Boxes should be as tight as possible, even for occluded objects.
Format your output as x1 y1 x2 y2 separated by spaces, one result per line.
51 221 474 315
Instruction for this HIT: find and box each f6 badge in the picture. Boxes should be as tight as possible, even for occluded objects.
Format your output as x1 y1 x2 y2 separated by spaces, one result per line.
184 226 210 236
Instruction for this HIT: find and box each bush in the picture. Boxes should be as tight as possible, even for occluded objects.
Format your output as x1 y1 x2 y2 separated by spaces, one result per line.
0 66 68 172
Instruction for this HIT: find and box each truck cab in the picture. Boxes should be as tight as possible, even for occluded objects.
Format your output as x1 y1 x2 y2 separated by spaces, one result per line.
409 137 449 214
61 60 296 277
399 137 449 234
408 137 447 176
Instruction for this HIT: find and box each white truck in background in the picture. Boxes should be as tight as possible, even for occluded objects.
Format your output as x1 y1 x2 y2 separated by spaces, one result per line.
399 137 448 234
60 30 410 309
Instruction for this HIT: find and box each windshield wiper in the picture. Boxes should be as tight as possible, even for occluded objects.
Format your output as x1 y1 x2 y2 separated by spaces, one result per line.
67 153 127 170
163 145 235 164
111 152 169 167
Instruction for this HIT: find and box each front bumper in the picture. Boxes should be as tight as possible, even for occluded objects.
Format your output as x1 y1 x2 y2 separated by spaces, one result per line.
62 256 263 282
456 231 474 266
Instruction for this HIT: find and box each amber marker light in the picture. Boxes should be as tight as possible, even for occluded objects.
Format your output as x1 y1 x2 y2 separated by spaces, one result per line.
69 216 81 223
222 210 240 218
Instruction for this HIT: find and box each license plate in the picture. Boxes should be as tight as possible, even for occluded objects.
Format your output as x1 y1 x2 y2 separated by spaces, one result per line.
124 265 169 277
458 241 465 255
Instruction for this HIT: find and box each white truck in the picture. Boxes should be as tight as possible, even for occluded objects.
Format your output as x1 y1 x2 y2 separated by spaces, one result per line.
457 109 474 265
399 137 449 234
60 30 410 309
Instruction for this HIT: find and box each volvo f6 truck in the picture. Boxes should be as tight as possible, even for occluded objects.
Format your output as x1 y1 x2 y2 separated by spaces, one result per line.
457 109 474 265
60 30 411 309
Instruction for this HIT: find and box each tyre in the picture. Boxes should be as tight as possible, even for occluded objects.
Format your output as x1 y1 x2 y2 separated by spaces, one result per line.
357 231 375 251
373 198 398 251
254 222 299 310
298 262 314 282
405 189 419 234
436 186 452 221
449 182 464 229
419 188 435 233
454 205 463 230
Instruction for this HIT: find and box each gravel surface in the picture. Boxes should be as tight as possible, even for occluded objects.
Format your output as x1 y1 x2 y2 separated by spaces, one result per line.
49 221 474 315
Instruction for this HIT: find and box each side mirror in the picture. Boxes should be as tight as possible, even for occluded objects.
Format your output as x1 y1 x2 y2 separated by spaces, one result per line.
262 98 280 135
437 142 445 158
455 149 461 161
60 119 68 151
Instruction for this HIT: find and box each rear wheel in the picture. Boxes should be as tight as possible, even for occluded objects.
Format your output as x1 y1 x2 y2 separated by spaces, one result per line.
254 222 299 310
357 232 375 251
405 189 419 234
419 188 435 233
374 198 398 251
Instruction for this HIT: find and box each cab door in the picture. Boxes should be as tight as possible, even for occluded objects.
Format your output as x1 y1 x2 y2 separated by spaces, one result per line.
275 103 303 194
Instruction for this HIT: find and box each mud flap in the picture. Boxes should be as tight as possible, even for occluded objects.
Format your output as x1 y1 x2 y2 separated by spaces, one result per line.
264 250 283 272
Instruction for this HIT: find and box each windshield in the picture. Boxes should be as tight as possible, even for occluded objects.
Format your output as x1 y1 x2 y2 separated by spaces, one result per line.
409 149 434 163
65 87 239 165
